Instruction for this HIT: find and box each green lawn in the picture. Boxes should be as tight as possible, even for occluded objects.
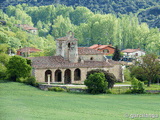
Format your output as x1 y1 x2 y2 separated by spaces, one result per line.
0 81 160 120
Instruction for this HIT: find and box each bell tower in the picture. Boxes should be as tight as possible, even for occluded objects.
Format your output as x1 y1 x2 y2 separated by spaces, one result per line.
56 31 78 63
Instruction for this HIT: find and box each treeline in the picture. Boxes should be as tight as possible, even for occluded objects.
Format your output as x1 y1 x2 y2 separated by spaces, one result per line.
1 0 160 28
1 4 160 55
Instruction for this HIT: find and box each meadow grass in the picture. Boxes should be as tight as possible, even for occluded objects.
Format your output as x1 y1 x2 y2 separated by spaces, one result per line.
0 81 160 120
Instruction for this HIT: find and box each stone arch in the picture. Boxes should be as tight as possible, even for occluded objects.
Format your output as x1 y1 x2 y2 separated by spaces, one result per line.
45 70 52 82
74 68 81 81
55 69 62 82
64 69 71 84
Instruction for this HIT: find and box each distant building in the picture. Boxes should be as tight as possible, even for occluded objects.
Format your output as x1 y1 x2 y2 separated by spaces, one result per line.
121 49 145 58
17 47 41 57
15 24 38 34
89 44 115 56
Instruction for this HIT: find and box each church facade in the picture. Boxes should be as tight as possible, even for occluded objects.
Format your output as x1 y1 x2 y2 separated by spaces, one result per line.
29 32 123 84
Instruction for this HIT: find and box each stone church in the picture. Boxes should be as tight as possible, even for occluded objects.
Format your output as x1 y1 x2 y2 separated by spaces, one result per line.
29 32 123 84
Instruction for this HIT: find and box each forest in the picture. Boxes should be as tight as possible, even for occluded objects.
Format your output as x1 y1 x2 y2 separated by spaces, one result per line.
0 3 160 56
1 0 160 28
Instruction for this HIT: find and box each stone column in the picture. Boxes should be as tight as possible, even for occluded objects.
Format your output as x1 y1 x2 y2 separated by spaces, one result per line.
71 69 75 84
51 69 55 83
47 74 50 85
61 69 65 84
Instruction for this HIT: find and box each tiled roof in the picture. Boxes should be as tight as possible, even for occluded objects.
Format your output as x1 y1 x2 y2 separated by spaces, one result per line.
17 47 41 52
89 44 100 49
78 47 104 55
89 44 115 49
121 49 142 53
28 56 113 69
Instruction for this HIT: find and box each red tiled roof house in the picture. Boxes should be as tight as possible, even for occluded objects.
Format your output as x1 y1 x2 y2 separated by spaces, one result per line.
89 44 115 55
17 47 41 57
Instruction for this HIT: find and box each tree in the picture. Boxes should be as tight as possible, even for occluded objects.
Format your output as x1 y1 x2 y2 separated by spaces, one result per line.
84 72 108 94
112 46 121 61
86 69 116 89
6 56 31 81
137 54 160 87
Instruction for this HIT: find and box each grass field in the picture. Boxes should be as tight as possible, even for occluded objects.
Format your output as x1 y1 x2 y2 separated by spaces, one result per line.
0 81 160 120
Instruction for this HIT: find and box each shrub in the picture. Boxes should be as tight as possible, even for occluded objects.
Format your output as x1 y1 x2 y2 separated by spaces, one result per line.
85 72 108 94
124 68 131 81
48 87 65 92
86 69 116 89
130 77 145 94
25 76 36 86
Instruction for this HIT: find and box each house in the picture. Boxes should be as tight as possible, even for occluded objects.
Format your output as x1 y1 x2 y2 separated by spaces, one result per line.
89 44 115 56
121 48 145 58
28 32 123 84
17 47 41 57
15 24 38 34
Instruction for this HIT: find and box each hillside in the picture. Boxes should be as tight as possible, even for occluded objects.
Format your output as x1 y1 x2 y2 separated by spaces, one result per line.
1 0 160 28
138 6 160 28
0 4 160 55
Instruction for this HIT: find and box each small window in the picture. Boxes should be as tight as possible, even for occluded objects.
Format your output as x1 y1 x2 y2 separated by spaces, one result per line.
90 57 93 60
103 49 109 53
68 43 71 48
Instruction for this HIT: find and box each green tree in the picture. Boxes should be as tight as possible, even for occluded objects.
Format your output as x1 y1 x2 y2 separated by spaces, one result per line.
0 53 10 79
112 46 121 61
6 56 31 81
86 69 116 89
139 54 160 87
84 72 108 94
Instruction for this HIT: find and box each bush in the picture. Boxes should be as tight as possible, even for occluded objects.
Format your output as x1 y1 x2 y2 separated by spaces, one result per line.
124 68 131 81
48 87 65 92
86 69 116 89
25 76 36 86
85 72 108 94
130 77 145 94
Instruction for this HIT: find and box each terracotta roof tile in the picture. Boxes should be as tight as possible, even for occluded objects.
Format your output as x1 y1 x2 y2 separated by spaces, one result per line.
28 56 113 69
89 44 115 49
89 44 100 49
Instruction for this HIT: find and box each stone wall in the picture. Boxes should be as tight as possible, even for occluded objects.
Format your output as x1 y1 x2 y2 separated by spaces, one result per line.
79 54 104 61
34 65 123 84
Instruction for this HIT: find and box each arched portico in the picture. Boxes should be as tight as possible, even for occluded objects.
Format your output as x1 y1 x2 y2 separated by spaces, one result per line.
45 70 52 82
64 69 71 84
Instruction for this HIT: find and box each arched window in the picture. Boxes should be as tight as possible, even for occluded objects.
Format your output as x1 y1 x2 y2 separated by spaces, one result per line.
45 70 52 82
55 69 62 82
74 68 81 81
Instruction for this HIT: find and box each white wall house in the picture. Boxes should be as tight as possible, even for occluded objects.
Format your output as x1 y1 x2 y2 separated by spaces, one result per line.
121 49 145 58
